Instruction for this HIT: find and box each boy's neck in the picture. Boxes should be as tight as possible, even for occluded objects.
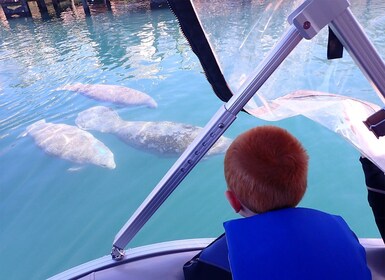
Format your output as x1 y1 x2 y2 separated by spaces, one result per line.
239 203 257 217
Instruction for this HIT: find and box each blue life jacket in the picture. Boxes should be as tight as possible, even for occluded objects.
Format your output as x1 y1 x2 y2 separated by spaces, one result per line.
199 233 230 271
224 207 371 280
183 233 231 280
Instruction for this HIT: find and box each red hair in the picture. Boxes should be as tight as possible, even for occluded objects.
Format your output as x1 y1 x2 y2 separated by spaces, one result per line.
224 126 308 213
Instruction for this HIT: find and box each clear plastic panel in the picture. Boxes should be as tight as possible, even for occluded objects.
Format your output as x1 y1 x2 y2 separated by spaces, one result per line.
191 0 385 170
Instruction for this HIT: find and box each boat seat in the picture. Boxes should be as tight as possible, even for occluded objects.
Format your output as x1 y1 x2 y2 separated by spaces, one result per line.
361 238 385 280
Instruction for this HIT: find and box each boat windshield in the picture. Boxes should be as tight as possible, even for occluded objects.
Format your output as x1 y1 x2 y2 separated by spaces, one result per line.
170 0 385 171
3 2 385 278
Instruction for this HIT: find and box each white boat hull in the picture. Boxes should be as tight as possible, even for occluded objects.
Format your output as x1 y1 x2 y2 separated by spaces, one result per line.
49 238 384 280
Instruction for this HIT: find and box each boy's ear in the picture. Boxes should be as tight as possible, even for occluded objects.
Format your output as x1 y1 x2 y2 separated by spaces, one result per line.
225 190 242 213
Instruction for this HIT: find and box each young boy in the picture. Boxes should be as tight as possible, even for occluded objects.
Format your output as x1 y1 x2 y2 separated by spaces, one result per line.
184 125 371 280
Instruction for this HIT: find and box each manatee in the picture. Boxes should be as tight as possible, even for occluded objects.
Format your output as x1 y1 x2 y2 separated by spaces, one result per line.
56 83 157 108
25 120 116 169
75 106 232 156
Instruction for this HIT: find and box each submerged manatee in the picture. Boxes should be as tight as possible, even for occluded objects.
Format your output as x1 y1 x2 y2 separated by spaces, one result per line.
75 106 232 156
56 83 157 108
25 120 116 169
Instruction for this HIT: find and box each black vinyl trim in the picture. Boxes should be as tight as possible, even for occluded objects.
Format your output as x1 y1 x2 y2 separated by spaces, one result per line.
167 0 233 102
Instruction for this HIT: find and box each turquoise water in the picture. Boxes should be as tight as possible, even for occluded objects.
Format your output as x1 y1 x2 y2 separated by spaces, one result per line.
0 1 383 279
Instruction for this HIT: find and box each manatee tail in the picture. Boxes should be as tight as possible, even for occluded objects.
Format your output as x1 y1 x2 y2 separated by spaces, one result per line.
147 98 158 109
54 83 83 92
75 106 122 133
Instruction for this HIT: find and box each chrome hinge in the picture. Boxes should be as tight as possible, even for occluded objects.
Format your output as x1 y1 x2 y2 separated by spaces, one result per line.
111 245 125 260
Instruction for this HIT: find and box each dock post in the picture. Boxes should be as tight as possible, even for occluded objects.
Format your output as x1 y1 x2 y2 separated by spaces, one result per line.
104 0 111 11
150 0 168 9
0 0 32 19
35 0 48 15
51 0 62 16
81 0 90 16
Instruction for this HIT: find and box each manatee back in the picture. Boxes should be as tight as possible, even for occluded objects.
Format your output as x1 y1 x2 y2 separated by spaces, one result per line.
76 106 122 133
27 120 116 169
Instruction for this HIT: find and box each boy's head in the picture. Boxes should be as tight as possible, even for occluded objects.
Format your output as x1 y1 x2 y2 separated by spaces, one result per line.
224 125 308 216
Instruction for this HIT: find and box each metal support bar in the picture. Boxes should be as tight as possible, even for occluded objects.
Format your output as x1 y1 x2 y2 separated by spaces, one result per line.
330 9 385 103
112 26 303 258
226 26 303 113
288 0 349 40
289 0 385 103
330 9 385 137
111 0 385 258
112 106 237 256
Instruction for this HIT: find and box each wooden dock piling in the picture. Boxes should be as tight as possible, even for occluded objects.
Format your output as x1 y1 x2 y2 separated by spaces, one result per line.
35 0 48 15
80 0 90 16
0 0 167 20
51 0 61 15
0 0 32 19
